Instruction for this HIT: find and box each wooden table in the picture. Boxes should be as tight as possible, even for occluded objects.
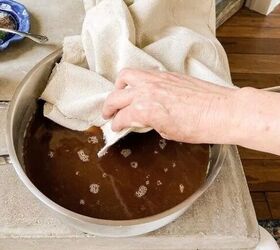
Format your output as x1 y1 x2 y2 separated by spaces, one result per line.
217 5 280 220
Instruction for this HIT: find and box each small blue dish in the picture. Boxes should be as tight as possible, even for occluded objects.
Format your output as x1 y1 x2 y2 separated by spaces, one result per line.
0 0 30 50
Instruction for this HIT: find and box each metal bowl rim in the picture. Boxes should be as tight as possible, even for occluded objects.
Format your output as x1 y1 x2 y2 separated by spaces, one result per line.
6 49 227 227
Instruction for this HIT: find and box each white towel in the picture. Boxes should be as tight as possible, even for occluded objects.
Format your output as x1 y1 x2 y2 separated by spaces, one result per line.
41 0 233 157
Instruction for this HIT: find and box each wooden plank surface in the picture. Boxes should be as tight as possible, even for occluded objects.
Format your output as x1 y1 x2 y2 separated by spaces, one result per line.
221 5 280 27
223 15 280 28
266 192 280 219
217 6 280 38
238 147 280 160
228 54 280 74
218 37 280 55
217 5 280 219
231 73 280 89
250 192 272 220
217 26 280 38
243 159 280 192
236 5 280 17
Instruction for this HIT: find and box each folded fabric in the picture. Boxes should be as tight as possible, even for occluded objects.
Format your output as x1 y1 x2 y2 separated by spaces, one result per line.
41 0 233 156
41 62 113 130
61 36 88 69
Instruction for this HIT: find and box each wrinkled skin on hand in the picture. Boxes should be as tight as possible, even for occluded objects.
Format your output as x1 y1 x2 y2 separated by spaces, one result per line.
102 69 236 144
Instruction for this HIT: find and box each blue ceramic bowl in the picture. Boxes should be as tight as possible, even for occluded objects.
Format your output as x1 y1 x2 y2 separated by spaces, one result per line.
0 0 30 50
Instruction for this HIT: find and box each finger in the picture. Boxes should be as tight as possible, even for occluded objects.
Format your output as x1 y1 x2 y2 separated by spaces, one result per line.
115 68 160 89
112 100 171 134
102 89 134 119
111 105 146 132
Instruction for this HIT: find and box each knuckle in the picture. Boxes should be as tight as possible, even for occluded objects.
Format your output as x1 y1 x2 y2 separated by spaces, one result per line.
105 93 116 107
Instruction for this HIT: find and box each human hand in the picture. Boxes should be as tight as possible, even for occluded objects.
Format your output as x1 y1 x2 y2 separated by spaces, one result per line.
102 68 237 144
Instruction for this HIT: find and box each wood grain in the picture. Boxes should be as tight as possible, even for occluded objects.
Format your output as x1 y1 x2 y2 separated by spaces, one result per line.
238 147 280 160
218 5 280 219
250 192 272 220
219 37 280 54
222 13 280 28
243 159 280 192
227 54 280 74
231 73 280 89
266 192 280 219
217 26 280 39
237 5 280 17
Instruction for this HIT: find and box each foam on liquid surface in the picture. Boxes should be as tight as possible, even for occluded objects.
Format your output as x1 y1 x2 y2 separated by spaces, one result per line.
23 103 209 220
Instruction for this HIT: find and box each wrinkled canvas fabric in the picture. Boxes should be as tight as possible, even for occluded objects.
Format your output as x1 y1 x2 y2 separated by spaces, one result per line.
41 0 233 156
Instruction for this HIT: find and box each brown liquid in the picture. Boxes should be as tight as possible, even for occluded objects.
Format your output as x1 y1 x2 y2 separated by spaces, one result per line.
23 103 209 220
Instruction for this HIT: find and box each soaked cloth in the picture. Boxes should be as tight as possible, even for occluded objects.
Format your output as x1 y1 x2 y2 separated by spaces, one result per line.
41 0 233 156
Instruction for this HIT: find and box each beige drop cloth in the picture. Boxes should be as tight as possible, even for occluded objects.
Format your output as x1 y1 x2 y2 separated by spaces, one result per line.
41 0 233 156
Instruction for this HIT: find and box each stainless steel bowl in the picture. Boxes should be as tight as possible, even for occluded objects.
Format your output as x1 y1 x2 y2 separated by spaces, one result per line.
5 49 228 237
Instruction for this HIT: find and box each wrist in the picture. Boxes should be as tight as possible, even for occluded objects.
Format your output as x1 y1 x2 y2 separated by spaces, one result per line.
199 87 240 145
225 87 270 147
